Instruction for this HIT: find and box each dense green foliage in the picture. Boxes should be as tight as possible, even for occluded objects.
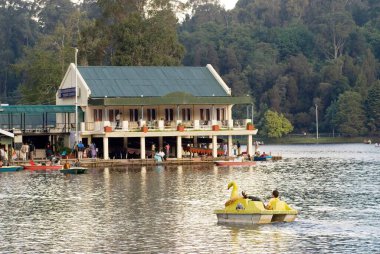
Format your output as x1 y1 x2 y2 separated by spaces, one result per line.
262 110 294 138
0 0 379 136
178 0 380 136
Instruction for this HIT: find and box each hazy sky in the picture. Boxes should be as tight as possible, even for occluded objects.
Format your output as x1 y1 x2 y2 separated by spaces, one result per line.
220 0 238 10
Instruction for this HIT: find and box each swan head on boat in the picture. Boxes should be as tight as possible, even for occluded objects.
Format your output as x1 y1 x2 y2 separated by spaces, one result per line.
225 181 244 207
227 181 239 199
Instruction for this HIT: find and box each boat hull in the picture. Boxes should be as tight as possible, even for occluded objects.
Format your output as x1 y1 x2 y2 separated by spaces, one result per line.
24 165 63 170
60 167 87 174
215 212 297 225
254 156 272 161
0 166 23 172
215 161 256 166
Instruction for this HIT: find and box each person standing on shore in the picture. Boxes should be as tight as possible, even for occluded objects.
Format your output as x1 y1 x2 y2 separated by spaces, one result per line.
116 112 122 129
77 141 84 159
165 143 170 158
20 143 29 161
237 141 241 155
232 143 237 156
29 141 35 160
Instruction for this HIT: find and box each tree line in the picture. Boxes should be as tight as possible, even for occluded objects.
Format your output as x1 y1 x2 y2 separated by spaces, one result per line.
0 0 379 136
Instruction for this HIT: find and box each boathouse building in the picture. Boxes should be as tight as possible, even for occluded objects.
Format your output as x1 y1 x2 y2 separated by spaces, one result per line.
56 64 257 159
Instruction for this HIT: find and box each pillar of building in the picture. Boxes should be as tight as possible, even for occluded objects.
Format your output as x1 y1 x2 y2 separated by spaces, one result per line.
193 136 198 147
123 137 128 159
247 135 253 157
228 135 233 156
158 136 163 151
103 137 109 160
177 136 182 159
212 135 218 158
87 135 92 145
140 136 146 159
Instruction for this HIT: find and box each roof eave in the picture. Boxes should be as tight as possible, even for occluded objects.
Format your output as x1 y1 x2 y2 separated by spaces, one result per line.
88 96 253 106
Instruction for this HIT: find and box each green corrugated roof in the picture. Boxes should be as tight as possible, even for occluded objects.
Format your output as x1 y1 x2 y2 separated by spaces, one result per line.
0 105 78 114
78 66 229 98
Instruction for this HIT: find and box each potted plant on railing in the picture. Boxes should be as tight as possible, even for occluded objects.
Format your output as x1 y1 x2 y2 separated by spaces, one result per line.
246 122 255 130
177 123 185 132
104 126 113 132
212 124 220 131
141 125 148 133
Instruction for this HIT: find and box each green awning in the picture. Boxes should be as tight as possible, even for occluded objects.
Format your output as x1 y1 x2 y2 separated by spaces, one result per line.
0 105 79 114
89 92 253 106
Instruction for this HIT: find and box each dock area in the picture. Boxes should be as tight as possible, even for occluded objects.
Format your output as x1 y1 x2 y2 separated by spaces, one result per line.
11 155 282 168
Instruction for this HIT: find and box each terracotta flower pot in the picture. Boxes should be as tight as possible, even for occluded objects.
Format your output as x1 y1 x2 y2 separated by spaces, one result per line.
246 124 254 130
141 126 148 133
177 125 185 132
104 126 112 132
212 125 220 131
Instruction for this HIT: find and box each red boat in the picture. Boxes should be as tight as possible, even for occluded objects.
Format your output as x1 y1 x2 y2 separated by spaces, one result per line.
214 160 256 166
23 165 63 170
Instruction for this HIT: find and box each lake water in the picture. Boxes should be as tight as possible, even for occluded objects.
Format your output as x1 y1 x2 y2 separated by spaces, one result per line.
1 144 379 253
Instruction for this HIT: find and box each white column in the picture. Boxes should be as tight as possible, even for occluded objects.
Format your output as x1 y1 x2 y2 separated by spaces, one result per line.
247 135 253 157
140 136 146 159
228 135 233 156
212 135 218 158
103 137 109 160
177 136 182 159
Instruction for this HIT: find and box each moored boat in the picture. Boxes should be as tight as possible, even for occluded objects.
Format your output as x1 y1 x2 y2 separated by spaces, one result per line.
214 181 298 225
254 155 272 161
60 167 88 174
0 166 24 172
24 165 63 170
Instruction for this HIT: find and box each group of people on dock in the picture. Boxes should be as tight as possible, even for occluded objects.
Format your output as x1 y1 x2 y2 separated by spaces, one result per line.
72 141 98 159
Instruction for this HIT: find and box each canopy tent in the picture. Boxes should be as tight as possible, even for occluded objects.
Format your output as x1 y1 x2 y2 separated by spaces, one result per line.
0 129 14 138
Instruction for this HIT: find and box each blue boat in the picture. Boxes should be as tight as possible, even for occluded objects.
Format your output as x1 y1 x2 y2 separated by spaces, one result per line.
254 156 272 161
0 166 24 172
60 167 87 174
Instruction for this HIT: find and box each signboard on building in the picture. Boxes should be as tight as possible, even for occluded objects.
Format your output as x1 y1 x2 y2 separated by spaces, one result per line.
58 87 76 98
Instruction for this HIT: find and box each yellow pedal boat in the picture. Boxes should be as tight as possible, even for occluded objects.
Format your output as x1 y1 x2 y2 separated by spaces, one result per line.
214 181 298 225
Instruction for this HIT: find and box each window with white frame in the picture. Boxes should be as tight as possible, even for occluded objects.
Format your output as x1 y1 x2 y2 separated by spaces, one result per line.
129 109 139 122
200 108 210 121
147 108 156 121
216 108 225 121
94 109 103 122
165 108 174 121
181 108 191 121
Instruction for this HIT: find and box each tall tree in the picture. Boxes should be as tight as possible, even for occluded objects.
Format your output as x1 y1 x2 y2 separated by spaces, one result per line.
15 11 82 104
81 0 185 66
335 91 367 135
262 110 294 138
0 0 39 103
365 81 380 133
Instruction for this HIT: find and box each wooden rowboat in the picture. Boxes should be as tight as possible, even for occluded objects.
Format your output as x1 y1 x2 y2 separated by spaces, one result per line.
24 165 63 170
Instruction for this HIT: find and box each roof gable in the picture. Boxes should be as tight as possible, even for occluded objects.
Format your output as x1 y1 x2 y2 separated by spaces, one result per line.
77 66 230 98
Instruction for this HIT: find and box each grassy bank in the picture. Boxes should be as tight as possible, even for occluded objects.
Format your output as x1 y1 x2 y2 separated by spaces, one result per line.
254 136 368 144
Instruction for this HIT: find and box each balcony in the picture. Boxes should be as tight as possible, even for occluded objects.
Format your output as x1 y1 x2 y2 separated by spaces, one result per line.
80 119 254 133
